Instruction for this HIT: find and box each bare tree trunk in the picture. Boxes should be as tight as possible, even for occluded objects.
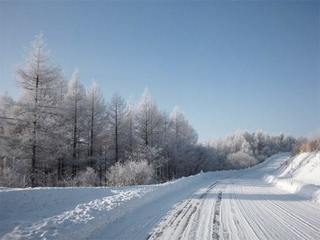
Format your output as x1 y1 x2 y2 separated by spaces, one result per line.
104 155 107 186
115 103 119 162
72 96 78 177
129 115 133 154
31 74 39 187
90 93 94 157
145 110 148 146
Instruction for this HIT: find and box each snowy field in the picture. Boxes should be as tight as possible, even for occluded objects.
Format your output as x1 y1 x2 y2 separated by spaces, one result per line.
1 153 320 239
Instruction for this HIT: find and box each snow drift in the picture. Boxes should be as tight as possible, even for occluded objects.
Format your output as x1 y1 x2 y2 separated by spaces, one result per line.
265 152 320 203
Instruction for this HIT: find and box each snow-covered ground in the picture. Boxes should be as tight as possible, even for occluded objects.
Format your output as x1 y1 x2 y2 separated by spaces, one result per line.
265 151 320 203
1 152 320 239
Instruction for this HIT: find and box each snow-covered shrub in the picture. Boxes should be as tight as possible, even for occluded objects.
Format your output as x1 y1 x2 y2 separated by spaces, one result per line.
73 167 99 186
107 160 154 186
125 145 169 181
227 151 257 169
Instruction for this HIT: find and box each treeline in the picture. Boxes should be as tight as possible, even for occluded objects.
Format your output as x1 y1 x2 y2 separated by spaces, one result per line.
293 138 320 153
204 131 296 170
0 35 296 187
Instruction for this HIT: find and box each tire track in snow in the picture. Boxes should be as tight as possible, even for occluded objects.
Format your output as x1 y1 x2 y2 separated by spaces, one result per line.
146 199 193 239
147 182 218 240
238 182 320 239
177 182 218 240
212 191 222 240
269 199 320 233
225 180 320 240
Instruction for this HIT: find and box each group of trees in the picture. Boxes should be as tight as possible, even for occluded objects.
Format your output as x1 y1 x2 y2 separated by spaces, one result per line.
0 35 297 187
293 138 320 153
204 131 296 170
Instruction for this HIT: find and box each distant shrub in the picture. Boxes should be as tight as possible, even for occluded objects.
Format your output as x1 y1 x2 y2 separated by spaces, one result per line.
71 167 99 186
227 151 258 169
107 160 154 186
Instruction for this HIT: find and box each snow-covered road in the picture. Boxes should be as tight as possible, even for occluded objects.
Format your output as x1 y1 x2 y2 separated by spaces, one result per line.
148 177 320 240
1 153 320 240
147 154 320 240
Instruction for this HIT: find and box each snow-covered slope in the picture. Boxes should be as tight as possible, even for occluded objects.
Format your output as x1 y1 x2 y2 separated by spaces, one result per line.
1 153 320 240
265 152 320 203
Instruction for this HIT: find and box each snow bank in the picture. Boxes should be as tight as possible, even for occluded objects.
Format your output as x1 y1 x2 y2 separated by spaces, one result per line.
0 186 151 239
264 152 320 203
0 171 232 239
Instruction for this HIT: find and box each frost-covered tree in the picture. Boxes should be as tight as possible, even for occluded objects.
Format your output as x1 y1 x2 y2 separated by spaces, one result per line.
82 81 107 184
123 101 137 155
0 94 15 142
0 34 299 187
16 34 63 186
169 107 197 146
85 81 106 163
106 93 128 163
0 94 18 178
168 107 198 177
135 88 163 147
64 69 86 176
207 131 296 171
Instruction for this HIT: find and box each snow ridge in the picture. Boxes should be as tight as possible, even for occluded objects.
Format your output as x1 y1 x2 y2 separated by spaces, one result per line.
264 152 320 203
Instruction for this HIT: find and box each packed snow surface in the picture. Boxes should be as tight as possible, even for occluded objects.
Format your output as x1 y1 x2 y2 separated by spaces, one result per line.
1 152 320 239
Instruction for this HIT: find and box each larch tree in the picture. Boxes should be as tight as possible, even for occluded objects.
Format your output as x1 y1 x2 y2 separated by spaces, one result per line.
65 69 86 177
135 88 162 147
168 107 198 177
123 101 137 156
0 94 16 175
0 34 299 188
106 93 128 163
16 34 62 187
85 81 106 168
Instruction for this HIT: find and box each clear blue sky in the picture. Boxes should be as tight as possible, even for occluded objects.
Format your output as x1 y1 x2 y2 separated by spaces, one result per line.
0 0 319 141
